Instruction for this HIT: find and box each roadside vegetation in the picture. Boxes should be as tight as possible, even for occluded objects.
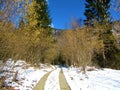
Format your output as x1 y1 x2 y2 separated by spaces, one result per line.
0 1 120 89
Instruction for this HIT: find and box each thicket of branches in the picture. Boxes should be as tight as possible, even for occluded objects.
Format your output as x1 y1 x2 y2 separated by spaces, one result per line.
0 22 57 66
58 27 103 73
0 0 56 66
0 0 120 72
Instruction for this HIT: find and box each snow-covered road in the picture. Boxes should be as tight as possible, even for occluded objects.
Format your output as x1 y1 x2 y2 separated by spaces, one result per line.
1 60 120 90
44 68 61 90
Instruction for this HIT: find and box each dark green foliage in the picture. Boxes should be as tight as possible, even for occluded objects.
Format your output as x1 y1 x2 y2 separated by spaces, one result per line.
114 51 120 69
92 24 120 69
52 52 65 65
103 30 120 69
27 0 51 29
84 0 111 24
19 18 25 29
101 30 116 67
35 0 51 28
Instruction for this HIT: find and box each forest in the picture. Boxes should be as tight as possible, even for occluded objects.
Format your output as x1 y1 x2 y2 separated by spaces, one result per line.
0 0 120 72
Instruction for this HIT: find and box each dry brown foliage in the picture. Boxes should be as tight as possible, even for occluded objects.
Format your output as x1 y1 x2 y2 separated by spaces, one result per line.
58 27 103 73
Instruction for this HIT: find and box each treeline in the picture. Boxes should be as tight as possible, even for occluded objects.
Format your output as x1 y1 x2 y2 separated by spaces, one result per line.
0 0 120 71
0 21 57 66
56 23 120 71
0 21 120 70
0 0 57 66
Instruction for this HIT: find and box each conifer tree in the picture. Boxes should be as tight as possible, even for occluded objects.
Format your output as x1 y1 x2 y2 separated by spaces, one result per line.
27 0 51 28
84 0 111 25
19 18 25 29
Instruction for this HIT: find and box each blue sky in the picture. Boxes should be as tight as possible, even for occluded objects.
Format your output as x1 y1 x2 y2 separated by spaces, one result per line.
48 0 86 29
48 0 120 29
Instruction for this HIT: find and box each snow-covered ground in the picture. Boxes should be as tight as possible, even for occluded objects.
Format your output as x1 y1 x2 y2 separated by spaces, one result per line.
0 59 54 90
44 68 61 90
63 67 120 90
0 59 120 90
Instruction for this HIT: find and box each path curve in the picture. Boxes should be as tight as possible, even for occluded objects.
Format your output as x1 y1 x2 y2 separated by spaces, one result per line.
33 71 52 90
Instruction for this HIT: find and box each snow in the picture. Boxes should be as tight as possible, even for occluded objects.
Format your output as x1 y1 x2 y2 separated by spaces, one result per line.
13 69 47 90
0 59 53 90
44 68 61 90
1 59 120 90
63 67 120 90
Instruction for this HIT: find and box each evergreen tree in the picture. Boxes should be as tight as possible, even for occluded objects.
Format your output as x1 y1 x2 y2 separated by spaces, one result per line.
84 0 111 25
27 0 51 28
19 18 25 29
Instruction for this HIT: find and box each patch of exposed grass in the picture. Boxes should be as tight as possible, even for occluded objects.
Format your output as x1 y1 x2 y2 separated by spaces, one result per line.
59 69 70 90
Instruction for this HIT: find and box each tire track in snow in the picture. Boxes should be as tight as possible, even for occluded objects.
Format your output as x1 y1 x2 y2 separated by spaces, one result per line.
33 71 52 90
44 68 61 90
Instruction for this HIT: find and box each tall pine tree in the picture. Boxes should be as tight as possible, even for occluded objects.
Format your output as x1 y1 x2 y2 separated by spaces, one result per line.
84 0 111 25
27 0 51 28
